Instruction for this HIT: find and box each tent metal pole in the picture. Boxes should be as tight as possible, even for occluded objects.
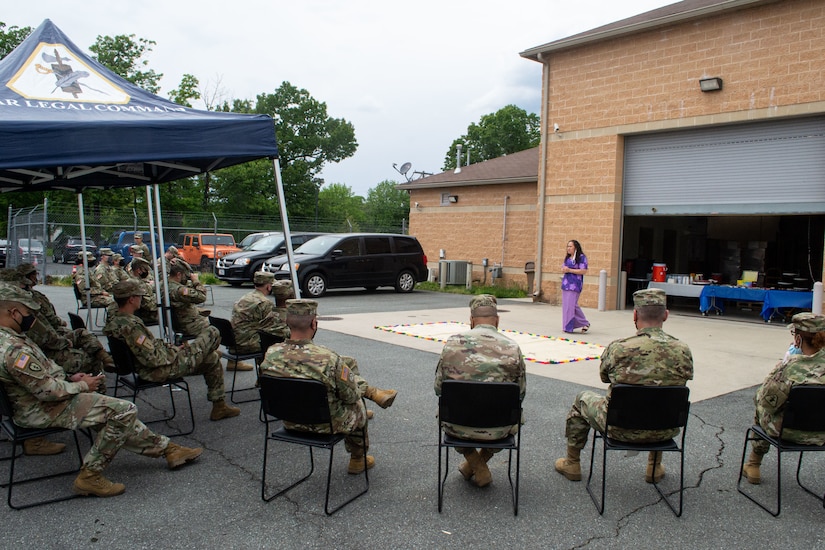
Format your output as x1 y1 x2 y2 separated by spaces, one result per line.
145 186 167 340
271 158 300 297
152 183 172 340
76 192 93 327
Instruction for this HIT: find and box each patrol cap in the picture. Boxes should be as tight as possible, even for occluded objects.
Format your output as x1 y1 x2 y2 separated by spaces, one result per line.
633 288 666 307
80 250 96 260
167 245 181 258
130 256 151 270
253 271 275 285
0 282 40 311
0 268 22 283
286 299 317 317
790 312 825 333
134 233 144 240
16 263 37 277
271 280 294 298
99 247 113 256
469 294 498 317
169 257 190 274
129 244 144 255
112 253 123 262
112 279 143 299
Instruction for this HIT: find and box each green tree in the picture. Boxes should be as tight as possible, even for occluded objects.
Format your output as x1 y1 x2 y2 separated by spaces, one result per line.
317 183 364 231
364 180 409 232
168 73 201 107
89 34 163 93
442 104 540 170
0 22 31 58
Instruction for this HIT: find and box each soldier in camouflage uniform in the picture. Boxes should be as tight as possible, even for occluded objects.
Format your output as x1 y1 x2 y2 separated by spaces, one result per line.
434 294 526 487
94 248 116 291
742 312 825 484
0 282 203 498
260 299 397 474
119 256 158 325
74 251 113 308
127 245 154 285
230 272 291 358
554 288 694 483
103 279 240 422
167 259 210 337
133 232 152 264
111 253 129 280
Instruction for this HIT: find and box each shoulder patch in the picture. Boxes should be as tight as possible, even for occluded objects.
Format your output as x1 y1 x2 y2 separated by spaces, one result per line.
340 364 351 381
136 334 147 346
182 287 189 296
13 353 30 370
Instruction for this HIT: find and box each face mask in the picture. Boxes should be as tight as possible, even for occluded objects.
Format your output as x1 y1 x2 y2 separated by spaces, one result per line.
788 345 802 355
15 310 36 332
139 271 149 279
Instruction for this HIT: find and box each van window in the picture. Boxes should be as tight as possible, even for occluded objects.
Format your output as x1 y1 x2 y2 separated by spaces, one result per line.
394 237 421 254
337 238 360 257
364 237 391 255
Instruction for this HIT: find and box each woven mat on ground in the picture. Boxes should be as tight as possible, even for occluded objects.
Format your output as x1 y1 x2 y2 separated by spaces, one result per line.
375 321 604 364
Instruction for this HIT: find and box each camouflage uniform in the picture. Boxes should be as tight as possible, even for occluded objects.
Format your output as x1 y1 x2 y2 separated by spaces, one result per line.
168 277 209 336
133 240 152 263
565 329 693 449
435 323 526 440
93 259 114 291
110 255 129 282
231 276 290 354
111 257 158 325
74 258 113 308
259 300 368 454
0 303 169 473
103 310 226 402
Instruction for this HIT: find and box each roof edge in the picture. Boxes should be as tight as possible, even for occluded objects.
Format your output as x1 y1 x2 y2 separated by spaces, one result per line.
398 176 537 191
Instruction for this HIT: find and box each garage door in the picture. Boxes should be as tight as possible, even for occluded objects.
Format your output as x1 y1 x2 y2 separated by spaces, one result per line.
623 116 825 215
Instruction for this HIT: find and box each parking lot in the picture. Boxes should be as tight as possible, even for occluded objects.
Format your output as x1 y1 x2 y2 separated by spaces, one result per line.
2 284 823 549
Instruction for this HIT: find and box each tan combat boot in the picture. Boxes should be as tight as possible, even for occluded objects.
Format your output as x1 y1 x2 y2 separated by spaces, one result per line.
23 437 66 456
554 446 582 481
464 448 492 487
366 410 375 420
742 450 764 485
210 399 241 421
646 451 665 483
347 453 375 474
364 386 397 409
164 442 204 469
458 450 478 481
226 359 253 371
73 467 126 497
96 349 117 373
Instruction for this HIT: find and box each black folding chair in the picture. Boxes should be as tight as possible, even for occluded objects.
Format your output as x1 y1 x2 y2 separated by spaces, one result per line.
0 384 84 510
586 384 690 517
209 316 263 404
437 380 522 515
72 283 107 328
737 384 825 516
67 311 85 331
107 336 194 437
259 376 369 515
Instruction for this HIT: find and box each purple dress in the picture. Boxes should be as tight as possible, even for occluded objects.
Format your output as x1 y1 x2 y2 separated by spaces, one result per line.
561 254 589 333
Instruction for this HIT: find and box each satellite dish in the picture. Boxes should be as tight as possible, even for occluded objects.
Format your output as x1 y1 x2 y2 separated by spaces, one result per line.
399 162 412 175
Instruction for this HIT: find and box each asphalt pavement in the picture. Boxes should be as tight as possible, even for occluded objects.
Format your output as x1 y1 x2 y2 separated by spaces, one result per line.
1 284 823 549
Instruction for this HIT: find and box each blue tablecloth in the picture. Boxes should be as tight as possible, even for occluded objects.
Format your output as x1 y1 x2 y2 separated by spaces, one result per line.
699 286 812 321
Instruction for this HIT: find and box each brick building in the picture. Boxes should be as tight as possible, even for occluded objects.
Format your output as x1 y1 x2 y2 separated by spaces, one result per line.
410 0 825 309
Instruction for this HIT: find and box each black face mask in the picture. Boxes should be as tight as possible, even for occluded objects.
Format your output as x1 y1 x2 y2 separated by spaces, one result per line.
139 271 149 279
15 310 36 332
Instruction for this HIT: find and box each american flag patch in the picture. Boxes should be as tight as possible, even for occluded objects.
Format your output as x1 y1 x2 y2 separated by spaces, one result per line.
340 365 351 381
14 353 30 369
136 334 146 346
182 288 189 296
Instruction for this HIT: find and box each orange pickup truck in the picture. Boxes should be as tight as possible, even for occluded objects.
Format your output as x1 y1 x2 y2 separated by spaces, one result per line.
178 233 241 271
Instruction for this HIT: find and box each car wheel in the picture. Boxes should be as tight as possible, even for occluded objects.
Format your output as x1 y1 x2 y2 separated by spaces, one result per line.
229 282 242 287
54 254 59 263
199 256 211 272
303 272 327 297
395 270 416 293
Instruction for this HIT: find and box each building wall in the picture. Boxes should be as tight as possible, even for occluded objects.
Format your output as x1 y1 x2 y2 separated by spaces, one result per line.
538 0 825 308
408 182 537 288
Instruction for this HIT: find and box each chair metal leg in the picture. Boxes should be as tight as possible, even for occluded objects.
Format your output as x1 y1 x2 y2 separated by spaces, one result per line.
4 432 84 510
737 428 781 516
585 432 607 515
262 438 316 503
437 441 449 513
795 452 825 507
651 450 685 517
229 359 260 405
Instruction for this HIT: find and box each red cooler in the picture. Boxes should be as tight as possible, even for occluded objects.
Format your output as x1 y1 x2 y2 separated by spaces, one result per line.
652 263 668 282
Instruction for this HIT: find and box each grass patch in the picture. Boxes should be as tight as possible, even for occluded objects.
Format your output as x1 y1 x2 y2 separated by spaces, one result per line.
45 275 74 286
416 281 527 299
197 272 225 285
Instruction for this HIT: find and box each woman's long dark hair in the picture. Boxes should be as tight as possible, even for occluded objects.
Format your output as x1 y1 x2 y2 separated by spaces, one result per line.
566 240 583 264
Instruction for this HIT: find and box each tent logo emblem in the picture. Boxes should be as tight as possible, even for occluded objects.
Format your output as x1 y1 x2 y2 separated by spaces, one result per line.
8 42 129 104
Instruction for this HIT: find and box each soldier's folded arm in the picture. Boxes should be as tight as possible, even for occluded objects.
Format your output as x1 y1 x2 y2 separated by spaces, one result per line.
5 356 88 401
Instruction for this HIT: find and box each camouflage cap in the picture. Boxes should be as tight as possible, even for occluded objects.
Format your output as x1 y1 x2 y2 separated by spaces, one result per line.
80 250 96 260
16 263 37 276
133 233 144 240
271 280 294 298
99 247 113 256
0 268 22 283
169 257 190 274
791 312 825 333
112 279 143 299
112 253 123 262
0 282 40 311
469 294 498 316
633 288 666 307
129 244 143 254
167 245 181 258
130 256 151 270
286 299 317 317
253 271 275 285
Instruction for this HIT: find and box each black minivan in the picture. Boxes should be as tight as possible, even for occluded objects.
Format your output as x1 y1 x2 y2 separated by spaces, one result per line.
262 233 428 297
216 232 324 286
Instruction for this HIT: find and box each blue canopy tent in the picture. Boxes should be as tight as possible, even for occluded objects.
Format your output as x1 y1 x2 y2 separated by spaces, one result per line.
0 19 301 333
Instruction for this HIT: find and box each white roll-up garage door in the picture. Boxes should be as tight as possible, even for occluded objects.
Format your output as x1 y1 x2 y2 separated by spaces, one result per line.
623 116 825 215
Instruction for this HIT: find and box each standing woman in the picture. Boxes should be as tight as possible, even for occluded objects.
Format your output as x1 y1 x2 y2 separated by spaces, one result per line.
561 240 590 334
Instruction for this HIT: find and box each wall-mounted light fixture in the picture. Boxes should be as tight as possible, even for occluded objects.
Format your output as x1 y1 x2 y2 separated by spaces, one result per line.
447 195 459 203
699 77 723 92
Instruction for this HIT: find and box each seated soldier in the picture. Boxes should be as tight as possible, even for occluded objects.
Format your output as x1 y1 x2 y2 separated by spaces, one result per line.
103 280 240 422
230 272 291 360
0 282 202 498
74 251 113 308
260 299 397 473
167 259 210 337
94 248 116 291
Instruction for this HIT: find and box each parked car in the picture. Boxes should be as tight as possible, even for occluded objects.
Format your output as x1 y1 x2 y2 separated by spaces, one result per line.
262 233 428 297
179 233 241 271
53 235 98 263
18 238 45 264
238 231 281 249
0 239 7 268
216 232 325 286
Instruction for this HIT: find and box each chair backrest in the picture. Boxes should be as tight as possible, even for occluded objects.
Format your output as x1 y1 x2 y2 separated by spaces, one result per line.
72 281 82 300
67 312 86 331
259 376 333 426
258 331 285 356
781 385 825 434
438 380 521 428
106 336 140 376
208 316 237 348
0 381 15 418
606 384 690 431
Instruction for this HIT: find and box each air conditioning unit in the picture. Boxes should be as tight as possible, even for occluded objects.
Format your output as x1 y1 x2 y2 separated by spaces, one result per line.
441 260 469 285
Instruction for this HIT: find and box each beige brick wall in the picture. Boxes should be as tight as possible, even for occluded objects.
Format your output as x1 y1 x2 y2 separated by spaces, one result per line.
538 0 825 308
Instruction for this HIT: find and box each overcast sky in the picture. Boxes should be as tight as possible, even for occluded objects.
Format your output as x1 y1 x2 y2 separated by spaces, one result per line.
5 0 674 195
